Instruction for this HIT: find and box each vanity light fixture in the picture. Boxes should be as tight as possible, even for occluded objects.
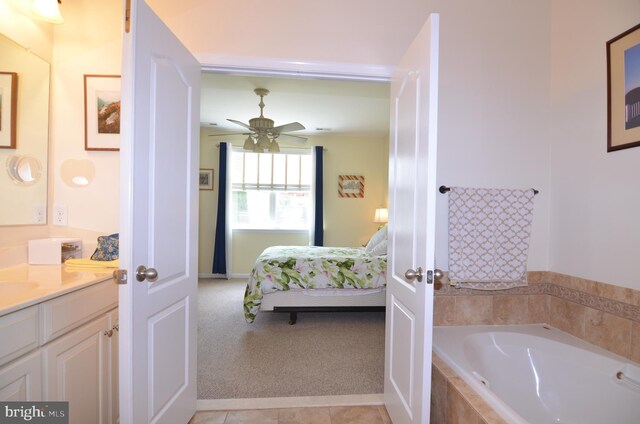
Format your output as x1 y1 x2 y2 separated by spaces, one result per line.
31 0 63 24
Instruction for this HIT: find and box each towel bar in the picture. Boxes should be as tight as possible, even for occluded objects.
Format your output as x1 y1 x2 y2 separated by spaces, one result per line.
439 185 539 195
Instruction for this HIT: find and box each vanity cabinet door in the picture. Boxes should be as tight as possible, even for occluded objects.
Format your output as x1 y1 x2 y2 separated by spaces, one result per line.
43 314 110 424
0 350 42 401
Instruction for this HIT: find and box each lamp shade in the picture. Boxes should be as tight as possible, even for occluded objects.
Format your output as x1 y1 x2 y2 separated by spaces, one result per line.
31 0 63 24
374 208 388 223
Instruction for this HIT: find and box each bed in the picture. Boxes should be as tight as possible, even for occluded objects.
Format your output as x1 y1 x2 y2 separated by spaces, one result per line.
243 228 388 324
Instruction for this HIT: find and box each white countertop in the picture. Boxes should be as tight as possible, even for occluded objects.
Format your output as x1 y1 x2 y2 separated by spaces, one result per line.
0 263 113 316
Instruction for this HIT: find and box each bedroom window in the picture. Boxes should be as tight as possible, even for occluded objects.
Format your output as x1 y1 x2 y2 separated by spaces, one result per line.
230 150 312 230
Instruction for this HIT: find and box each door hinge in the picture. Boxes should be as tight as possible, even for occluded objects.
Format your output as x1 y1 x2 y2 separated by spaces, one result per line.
113 269 128 285
125 0 131 33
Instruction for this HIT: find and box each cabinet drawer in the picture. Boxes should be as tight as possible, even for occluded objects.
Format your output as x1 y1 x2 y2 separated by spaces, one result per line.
41 279 117 344
0 306 39 367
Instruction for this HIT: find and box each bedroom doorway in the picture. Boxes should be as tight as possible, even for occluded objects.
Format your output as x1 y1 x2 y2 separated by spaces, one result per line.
196 72 392 404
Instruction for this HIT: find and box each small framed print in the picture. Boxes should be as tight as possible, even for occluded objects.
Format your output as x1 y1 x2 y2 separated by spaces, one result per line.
338 175 364 198
199 169 214 190
607 22 640 152
84 74 121 151
0 72 18 149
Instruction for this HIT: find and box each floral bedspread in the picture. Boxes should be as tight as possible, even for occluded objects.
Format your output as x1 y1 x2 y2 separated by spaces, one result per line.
243 246 387 323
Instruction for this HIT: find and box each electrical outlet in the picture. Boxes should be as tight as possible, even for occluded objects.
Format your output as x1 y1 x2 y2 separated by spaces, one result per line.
53 204 68 226
32 206 46 224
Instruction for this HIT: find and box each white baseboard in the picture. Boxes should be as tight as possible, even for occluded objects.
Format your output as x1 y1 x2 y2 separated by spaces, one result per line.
198 273 249 280
196 394 384 411
198 273 228 279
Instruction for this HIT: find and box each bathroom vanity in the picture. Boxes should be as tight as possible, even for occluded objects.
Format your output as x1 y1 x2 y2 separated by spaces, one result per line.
0 265 118 424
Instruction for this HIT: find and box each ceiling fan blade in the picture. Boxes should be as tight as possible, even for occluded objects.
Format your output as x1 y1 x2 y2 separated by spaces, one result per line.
207 132 251 137
227 119 256 131
272 122 305 133
276 133 308 143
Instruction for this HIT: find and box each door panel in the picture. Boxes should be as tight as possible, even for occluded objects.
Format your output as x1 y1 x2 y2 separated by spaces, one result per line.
384 14 440 424
119 1 201 423
389 298 415 414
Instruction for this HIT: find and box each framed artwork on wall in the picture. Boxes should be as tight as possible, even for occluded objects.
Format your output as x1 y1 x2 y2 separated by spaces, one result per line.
0 72 18 149
84 74 121 151
338 175 364 198
607 22 640 152
199 169 214 190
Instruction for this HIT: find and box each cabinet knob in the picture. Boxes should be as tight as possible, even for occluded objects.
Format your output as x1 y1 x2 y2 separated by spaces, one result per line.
104 329 114 337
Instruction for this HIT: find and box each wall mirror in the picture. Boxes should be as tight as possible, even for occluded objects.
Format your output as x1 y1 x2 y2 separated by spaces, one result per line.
0 32 50 225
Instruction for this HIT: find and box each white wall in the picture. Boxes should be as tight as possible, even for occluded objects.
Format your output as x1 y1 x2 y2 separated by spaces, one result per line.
432 0 552 273
50 0 122 234
549 0 640 289
146 0 435 68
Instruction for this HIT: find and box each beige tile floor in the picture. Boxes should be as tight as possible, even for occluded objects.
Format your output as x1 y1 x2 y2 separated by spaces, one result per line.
189 405 392 424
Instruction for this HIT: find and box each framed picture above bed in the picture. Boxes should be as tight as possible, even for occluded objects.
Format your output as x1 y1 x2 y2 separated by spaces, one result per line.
199 168 213 190
607 22 640 152
338 175 364 198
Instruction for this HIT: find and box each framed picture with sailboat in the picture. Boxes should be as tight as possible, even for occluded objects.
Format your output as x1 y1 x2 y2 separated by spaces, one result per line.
607 23 640 152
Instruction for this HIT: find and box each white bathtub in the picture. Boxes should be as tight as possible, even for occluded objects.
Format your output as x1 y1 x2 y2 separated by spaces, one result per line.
433 324 640 424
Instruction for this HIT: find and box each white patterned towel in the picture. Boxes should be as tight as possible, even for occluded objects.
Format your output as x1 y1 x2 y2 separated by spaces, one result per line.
448 187 535 290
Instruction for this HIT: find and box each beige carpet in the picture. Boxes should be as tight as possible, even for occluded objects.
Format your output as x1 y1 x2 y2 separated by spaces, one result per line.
197 279 385 399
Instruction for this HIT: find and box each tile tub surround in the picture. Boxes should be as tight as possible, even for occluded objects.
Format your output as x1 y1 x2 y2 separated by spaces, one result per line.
431 354 506 424
434 271 640 363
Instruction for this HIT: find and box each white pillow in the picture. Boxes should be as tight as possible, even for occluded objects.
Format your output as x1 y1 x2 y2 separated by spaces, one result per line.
369 239 388 256
365 226 387 252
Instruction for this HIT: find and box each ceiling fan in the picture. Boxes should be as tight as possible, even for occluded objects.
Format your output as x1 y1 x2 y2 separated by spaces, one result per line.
210 88 307 153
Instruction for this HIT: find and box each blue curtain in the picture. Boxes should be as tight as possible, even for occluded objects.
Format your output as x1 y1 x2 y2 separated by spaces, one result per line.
313 146 324 246
212 142 227 274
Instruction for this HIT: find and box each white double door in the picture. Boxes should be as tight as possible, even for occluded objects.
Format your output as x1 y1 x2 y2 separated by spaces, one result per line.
118 2 439 423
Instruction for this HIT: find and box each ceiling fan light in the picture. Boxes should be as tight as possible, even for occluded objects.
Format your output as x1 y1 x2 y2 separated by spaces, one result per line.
243 136 254 150
268 141 280 153
258 134 271 149
252 143 263 153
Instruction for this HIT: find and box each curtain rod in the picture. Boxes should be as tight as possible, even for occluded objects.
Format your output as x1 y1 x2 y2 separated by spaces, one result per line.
439 185 539 195
215 143 327 151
